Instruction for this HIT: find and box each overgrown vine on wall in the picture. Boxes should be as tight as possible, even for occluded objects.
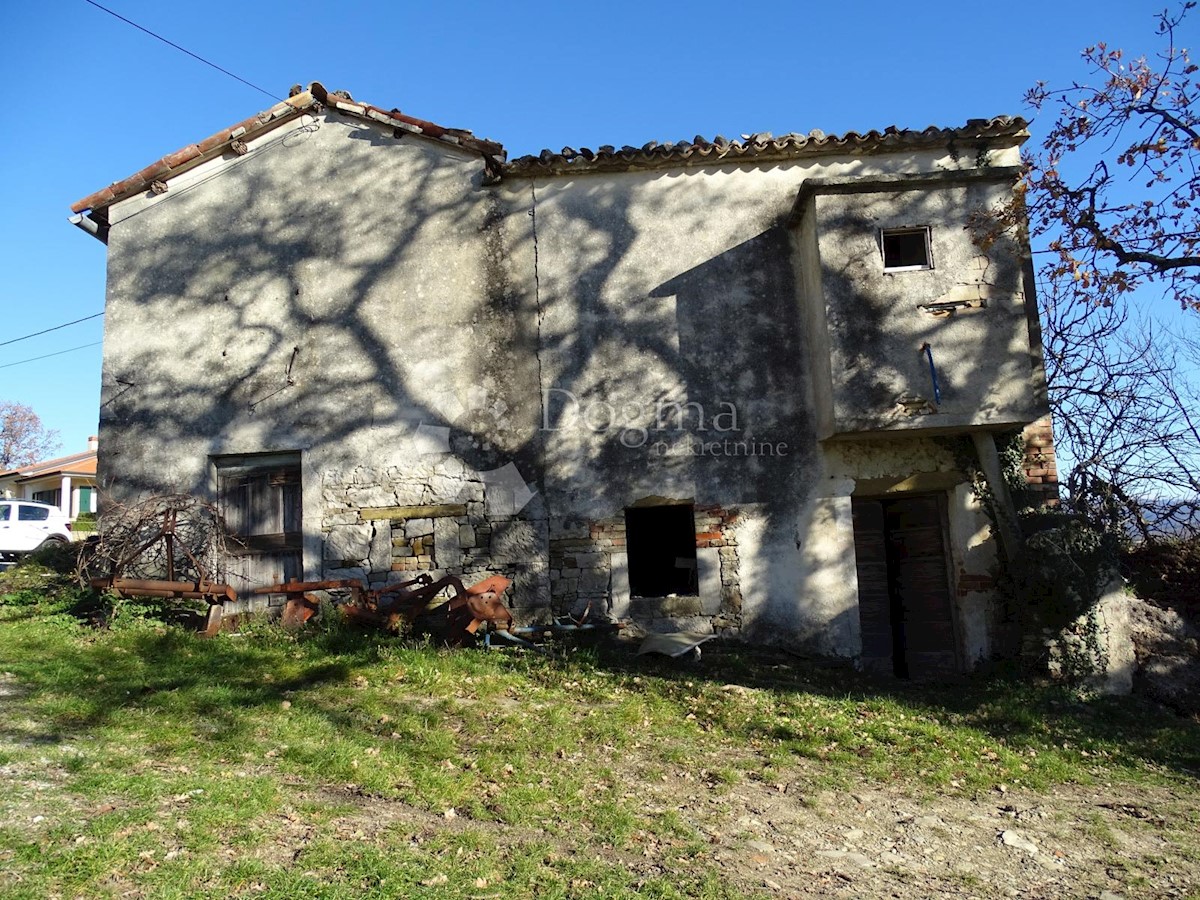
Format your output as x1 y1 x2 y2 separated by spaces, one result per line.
950 430 1027 536
951 432 1117 680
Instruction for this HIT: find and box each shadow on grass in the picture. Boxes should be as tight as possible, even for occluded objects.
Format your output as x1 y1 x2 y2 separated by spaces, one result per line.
581 641 1200 784
2 595 1198 786
0 603 391 750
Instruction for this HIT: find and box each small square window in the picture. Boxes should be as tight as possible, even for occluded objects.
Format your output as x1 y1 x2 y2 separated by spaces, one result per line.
626 504 698 598
881 228 932 271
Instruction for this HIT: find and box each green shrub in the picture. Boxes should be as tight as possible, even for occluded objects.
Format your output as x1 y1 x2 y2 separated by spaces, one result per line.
1 540 84 605
1004 510 1120 633
27 538 82 572
0 559 65 599
988 510 1121 681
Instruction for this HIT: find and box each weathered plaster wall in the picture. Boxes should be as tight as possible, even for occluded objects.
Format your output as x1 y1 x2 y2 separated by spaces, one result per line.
98 110 548 609
736 492 863 657
529 164 819 516
522 153 1027 647
947 482 1004 666
811 181 1044 436
526 161 841 648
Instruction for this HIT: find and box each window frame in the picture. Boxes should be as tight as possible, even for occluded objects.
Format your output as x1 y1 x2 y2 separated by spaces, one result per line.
18 504 50 522
32 488 62 508
212 452 303 556
880 226 934 273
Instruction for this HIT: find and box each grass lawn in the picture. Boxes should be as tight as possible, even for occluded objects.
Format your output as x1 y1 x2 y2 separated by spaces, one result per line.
1 585 1199 898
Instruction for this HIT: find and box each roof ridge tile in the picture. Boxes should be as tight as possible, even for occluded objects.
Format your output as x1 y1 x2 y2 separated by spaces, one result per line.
71 82 507 215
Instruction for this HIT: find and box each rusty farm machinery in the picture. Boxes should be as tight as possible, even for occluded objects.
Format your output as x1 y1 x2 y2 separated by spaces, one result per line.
87 508 239 635
85 508 518 642
82 505 628 650
253 572 515 644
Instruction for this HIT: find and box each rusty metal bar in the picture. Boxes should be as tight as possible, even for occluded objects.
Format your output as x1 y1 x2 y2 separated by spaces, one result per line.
89 577 238 603
252 578 366 594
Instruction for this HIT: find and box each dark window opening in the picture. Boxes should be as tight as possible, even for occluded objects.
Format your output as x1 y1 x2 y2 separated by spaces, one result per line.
626 504 698 598
18 504 50 522
882 228 932 271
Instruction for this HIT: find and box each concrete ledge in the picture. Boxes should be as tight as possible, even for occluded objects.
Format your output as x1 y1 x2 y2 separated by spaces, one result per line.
698 546 722 614
788 166 1023 227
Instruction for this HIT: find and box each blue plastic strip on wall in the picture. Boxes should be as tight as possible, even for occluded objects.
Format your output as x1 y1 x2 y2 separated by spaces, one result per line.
923 343 941 406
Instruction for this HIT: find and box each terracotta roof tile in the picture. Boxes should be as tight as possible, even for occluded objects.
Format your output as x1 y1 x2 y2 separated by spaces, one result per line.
0 449 97 480
70 83 507 215
70 93 312 213
69 86 1027 217
506 116 1029 175
16 456 98 482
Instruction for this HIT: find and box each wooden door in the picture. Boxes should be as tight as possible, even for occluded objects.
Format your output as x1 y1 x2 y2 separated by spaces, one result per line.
852 495 957 679
851 499 895 676
217 456 302 595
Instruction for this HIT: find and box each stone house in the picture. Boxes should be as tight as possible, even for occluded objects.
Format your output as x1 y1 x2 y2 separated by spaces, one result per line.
69 83 1055 677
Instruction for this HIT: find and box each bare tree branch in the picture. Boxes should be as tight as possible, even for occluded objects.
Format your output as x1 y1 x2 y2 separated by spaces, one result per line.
0 402 60 469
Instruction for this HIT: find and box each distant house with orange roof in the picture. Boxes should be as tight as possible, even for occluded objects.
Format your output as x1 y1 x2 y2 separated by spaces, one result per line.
0 437 99 521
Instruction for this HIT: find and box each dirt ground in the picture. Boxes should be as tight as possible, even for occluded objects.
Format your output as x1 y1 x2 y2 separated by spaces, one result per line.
292 768 1200 899
679 770 1197 898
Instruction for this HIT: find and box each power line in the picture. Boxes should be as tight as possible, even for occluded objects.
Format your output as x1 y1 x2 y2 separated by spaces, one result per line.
0 312 104 348
0 342 103 370
82 0 281 102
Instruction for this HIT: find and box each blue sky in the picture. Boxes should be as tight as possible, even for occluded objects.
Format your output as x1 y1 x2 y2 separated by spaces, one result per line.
0 0 1178 453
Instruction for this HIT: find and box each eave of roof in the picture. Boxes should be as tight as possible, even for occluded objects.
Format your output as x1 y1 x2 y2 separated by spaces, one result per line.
506 116 1029 176
68 83 1028 220
786 166 1025 227
15 461 97 483
0 450 97 480
69 82 507 217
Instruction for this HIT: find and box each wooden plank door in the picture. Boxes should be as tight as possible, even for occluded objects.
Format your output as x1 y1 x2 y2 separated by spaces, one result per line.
851 499 896 676
884 496 957 679
852 495 958 679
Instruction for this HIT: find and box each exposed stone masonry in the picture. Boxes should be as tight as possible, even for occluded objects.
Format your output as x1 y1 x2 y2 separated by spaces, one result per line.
547 504 744 631
319 466 548 615
548 517 623 617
